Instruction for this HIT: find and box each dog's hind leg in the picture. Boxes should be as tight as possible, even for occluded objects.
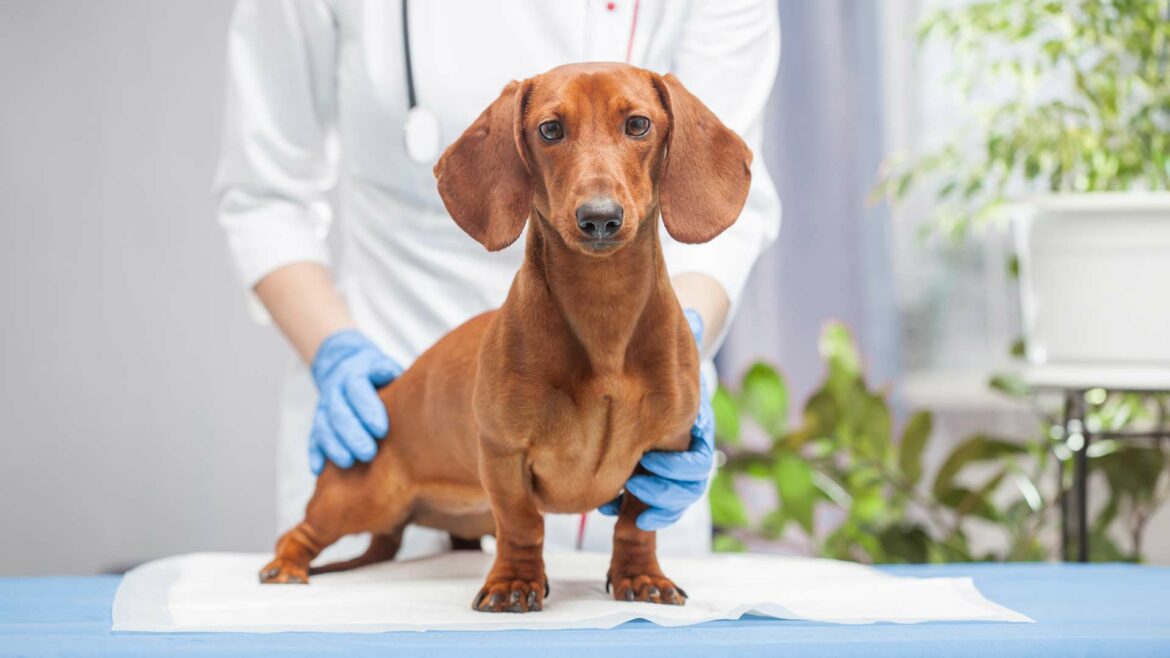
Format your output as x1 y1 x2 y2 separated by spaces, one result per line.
259 465 413 584
307 527 405 576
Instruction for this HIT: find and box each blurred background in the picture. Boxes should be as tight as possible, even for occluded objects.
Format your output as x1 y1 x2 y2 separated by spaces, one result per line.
1 0 1167 575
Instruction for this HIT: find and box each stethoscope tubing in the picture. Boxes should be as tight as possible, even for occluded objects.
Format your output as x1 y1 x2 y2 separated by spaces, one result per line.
401 0 418 110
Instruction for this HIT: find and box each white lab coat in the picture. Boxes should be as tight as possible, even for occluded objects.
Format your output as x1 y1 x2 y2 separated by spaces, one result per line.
215 0 781 560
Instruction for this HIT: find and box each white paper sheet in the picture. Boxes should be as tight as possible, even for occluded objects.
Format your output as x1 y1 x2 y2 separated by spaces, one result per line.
112 551 1032 632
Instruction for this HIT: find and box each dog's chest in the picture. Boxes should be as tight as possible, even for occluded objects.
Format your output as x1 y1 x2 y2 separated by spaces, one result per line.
522 373 695 514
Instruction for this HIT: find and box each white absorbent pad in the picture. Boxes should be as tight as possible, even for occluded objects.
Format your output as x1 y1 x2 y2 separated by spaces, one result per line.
112 551 1032 632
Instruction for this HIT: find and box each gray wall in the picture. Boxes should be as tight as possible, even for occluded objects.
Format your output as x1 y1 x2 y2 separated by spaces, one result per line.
0 0 286 575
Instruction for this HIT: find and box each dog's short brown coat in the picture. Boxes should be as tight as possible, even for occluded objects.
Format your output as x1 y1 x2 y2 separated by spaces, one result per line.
260 63 752 612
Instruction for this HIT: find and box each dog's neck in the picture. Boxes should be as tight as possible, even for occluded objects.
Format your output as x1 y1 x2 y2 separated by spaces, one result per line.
522 209 677 375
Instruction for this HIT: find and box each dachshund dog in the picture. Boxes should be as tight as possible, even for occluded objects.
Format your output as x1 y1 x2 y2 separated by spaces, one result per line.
259 62 751 613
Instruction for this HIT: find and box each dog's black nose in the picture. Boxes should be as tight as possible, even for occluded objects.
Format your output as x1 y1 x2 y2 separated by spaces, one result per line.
576 199 624 239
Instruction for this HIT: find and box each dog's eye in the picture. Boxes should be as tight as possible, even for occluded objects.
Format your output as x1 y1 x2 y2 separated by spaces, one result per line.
625 116 651 137
538 121 564 142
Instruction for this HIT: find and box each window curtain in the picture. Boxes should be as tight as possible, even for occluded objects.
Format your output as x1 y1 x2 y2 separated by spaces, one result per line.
717 0 901 407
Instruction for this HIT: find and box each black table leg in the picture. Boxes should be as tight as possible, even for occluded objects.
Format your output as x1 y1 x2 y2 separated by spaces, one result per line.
1059 389 1090 562
1056 388 1168 563
1062 386 1071 561
1074 394 1090 563
1059 391 1072 562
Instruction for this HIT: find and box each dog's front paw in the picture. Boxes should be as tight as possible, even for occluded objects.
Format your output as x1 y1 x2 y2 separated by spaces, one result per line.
606 570 686 605
472 576 548 613
258 557 309 584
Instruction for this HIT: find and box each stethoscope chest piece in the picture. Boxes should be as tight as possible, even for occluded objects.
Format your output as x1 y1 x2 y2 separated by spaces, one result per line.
404 105 441 164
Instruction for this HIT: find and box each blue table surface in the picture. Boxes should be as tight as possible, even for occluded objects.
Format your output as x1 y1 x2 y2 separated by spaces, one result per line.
1 563 1168 657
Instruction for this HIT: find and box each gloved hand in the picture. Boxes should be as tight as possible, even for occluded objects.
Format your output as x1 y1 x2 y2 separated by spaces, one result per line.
600 309 714 530
308 329 403 475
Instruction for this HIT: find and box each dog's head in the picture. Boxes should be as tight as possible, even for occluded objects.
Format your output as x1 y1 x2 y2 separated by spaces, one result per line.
434 63 752 255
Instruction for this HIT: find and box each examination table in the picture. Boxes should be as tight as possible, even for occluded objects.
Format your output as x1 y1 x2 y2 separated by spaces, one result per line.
1 562 1167 657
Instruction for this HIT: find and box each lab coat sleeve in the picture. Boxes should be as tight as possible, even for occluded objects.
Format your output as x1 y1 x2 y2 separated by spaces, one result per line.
213 0 339 318
662 0 782 317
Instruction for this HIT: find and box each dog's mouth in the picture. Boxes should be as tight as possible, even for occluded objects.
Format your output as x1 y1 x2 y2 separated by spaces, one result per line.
583 237 622 252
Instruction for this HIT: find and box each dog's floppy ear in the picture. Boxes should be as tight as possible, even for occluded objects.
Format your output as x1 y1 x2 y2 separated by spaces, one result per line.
653 73 752 244
434 80 532 251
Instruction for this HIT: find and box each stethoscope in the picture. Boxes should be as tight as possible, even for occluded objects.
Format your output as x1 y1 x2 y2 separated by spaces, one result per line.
401 0 442 164
400 0 642 165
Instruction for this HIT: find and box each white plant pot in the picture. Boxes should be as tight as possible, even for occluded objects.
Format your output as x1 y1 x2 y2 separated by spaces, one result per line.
1014 193 1170 367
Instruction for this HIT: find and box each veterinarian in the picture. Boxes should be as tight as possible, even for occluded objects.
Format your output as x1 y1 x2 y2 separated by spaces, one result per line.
215 0 780 560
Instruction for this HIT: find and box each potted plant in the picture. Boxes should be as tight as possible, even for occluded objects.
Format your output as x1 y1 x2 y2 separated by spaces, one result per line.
863 0 1170 561
1016 194 1170 366
877 0 1170 369
710 323 1055 562
712 324 1169 563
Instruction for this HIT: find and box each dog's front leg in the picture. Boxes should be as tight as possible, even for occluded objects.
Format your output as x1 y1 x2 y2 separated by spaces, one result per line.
607 495 687 605
473 444 546 613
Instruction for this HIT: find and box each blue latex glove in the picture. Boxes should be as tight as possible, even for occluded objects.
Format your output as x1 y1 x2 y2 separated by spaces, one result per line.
308 329 403 475
599 309 714 530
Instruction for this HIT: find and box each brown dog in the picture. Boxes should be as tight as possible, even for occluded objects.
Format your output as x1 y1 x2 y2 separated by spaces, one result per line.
259 62 751 613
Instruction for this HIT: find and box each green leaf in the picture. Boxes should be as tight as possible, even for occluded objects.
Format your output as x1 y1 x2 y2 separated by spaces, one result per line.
810 470 852 508
709 471 749 529
854 391 894 462
745 460 771 479
713 533 746 553
938 179 959 199
1096 446 1166 502
895 171 916 199
1041 38 1063 62
898 411 932 485
846 464 885 492
989 373 1029 397
853 524 884 562
877 524 932 564
822 524 855 560
739 362 789 436
932 435 1027 499
1009 338 1027 359
1088 529 1129 563
789 389 839 449
774 454 816 534
936 530 974 562
819 322 862 381
937 486 1001 522
1024 154 1041 179
760 509 789 539
712 386 740 445
1006 535 1048 562
850 489 886 524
